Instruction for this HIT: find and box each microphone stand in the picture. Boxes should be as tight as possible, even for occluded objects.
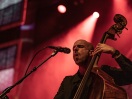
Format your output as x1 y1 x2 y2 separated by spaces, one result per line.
0 50 58 99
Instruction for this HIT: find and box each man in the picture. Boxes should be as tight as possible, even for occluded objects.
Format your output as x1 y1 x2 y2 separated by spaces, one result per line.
54 39 132 99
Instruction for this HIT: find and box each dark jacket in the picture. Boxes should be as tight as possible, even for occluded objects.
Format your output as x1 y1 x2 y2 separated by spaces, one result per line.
101 54 132 86
54 54 132 99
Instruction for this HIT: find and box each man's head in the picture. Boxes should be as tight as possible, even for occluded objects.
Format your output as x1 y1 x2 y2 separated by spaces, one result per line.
73 39 94 67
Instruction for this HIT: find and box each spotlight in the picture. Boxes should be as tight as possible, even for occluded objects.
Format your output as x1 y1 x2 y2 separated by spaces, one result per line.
57 5 66 14
93 12 99 18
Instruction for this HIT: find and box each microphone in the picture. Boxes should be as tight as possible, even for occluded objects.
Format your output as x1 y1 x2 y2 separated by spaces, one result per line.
48 46 71 54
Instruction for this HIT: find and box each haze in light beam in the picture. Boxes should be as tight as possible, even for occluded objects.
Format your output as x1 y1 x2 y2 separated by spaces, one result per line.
66 14 98 44
113 0 128 14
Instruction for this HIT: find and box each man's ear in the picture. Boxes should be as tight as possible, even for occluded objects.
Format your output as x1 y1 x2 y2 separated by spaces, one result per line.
89 50 94 56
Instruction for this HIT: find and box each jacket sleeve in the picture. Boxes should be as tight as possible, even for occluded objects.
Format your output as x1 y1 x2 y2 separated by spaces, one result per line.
101 54 132 86
115 54 132 73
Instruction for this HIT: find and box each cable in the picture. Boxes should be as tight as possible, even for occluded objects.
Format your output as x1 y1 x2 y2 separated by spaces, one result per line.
24 46 47 76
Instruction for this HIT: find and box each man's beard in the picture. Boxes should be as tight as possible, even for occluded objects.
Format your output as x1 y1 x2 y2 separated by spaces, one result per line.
76 56 92 68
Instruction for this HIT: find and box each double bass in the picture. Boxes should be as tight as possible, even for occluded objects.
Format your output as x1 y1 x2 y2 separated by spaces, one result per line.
73 14 128 99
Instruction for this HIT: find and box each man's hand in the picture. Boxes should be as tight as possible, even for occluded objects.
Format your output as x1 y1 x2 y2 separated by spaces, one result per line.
92 43 116 55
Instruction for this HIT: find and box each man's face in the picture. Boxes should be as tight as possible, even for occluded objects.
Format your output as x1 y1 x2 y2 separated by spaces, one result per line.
73 40 93 66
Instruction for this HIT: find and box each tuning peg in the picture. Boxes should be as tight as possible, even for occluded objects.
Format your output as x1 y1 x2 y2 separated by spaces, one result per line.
116 33 120 38
125 27 128 30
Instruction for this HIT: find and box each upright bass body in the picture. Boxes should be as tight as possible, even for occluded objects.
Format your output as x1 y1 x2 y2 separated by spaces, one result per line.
87 67 128 99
